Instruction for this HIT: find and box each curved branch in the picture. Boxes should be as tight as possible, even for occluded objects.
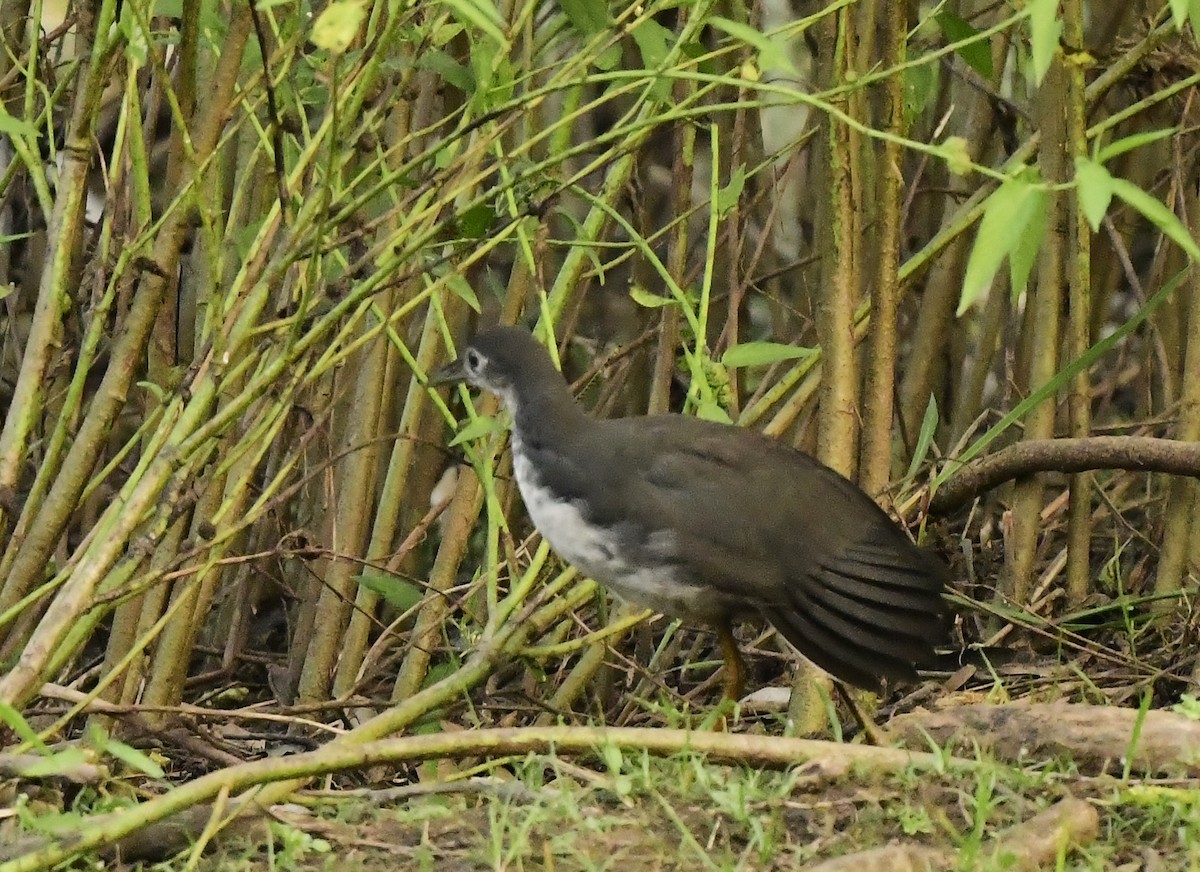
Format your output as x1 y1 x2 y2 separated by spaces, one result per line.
930 436 1200 514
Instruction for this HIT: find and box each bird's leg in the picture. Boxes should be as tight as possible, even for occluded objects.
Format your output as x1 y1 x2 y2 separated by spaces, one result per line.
833 681 889 746
716 621 746 702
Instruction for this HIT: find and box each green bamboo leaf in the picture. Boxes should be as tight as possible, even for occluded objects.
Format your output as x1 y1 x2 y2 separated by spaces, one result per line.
97 735 165 778
1169 0 1191 29
310 0 366 53
1073 157 1113 232
558 0 609 36
629 285 676 308
709 16 796 75
456 203 498 239
1096 127 1177 164
694 398 733 424
417 49 473 92
438 0 508 50
904 63 938 126
1028 0 1062 86
1008 185 1047 299
356 571 424 612
449 414 504 446
716 166 746 217
445 274 481 313
935 11 993 80
905 395 940 480
1108 177 1200 261
940 136 972 176
0 700 45 749
631 17 671 69
21 748 92 779
119 3 149 67
721 341 814 368
960 170 1043 314
631 18 672 100
0 106 38 139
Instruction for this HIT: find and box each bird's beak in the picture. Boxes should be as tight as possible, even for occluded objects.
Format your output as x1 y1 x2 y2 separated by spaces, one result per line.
428 358 467 387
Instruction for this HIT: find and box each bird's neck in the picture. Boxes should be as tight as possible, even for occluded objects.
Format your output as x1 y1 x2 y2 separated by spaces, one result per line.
506 378 589 446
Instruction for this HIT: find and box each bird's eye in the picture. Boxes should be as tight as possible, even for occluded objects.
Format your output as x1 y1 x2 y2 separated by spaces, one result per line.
465 349 483 372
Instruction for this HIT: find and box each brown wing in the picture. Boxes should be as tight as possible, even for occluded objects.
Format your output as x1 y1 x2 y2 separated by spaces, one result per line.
585 416 948 690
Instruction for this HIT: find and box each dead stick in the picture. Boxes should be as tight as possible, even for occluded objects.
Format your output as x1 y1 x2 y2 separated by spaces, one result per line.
932 436 1200 513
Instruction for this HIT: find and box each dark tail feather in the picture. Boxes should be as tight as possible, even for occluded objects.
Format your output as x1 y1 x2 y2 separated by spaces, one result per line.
766 605 913 690
769 541 948 689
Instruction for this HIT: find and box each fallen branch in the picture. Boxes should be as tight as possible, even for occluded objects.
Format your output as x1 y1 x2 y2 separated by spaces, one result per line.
0 725 981 869
890 702 1200 775
930 436 1200 513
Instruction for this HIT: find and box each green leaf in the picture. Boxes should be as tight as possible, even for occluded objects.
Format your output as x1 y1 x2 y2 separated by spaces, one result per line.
960 170 1044 314
709 16 795 75
449 414 504 446
310 0 366 53
558 0 610 37
592 44 623 72
431 21 465 46
485 52 515 107
1008 185 1046 299
1028 0 1062 86
904 63 939 127
1173 693 1200 721
694 399 733 424
631 18 672 71
119 3 149 67
1108 177 1200 261
681 39 715 76
940 136 972 176
438 0 508 51
417 49 473 92
1096 127 1177 164
629 285 676 308
721 341 814 368
18 803 85 835
905 395 940 480
1170 0 1191 29
0 106 37 139
445 274 481 313
631 18 672 100
421 660 459 691
935 11 993 80
356 571 424 612
98 736 166 778
456 202 497 239
1073 157 1113 232
0 700 45 750
21 748 93 780
716 166 746 217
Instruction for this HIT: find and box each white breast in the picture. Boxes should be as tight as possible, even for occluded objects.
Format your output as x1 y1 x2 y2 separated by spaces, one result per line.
510 436 707 617
511 448 616 580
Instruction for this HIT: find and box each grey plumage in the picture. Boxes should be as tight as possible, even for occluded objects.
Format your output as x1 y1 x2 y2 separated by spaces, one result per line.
433 326 949 691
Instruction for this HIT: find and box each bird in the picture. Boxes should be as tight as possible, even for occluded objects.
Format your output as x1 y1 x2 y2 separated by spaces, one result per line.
431 326 949 700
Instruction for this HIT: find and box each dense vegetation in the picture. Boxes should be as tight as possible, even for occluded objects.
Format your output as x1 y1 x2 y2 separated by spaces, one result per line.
2 0 1200 867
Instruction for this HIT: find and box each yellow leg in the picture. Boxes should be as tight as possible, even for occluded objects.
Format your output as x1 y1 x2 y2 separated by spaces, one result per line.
716 621 746 702
833 681 888 746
